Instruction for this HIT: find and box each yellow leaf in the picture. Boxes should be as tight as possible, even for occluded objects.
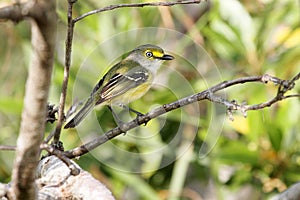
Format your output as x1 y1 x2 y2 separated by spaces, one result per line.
275 26 300 48
229 116 249 135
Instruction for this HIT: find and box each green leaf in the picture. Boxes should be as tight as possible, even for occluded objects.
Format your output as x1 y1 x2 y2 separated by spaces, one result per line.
216 141 258 165
109 169 160 200
267 126 283 152
0 97 23 114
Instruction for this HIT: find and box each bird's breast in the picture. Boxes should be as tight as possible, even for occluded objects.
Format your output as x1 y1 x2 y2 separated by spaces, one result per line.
110 82 152 105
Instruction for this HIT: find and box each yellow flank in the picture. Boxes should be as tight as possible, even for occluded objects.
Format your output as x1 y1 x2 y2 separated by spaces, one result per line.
110 82 152 105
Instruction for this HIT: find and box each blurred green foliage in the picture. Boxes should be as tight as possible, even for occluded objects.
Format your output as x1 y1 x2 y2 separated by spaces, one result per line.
0 0 300 199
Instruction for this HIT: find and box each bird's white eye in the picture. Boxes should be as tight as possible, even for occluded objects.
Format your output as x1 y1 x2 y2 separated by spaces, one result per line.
145 51 153 58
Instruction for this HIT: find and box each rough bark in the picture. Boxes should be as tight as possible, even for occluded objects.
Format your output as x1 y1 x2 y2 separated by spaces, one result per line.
6 1 57 199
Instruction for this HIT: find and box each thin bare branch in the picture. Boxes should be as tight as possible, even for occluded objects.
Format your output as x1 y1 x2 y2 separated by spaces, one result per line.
63 74 299 158
73 0 202 23
40 143 80 175
52 0 75 144
0 145 16 151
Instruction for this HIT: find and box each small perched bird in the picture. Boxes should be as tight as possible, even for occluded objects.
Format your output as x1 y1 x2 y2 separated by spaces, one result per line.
64 44 174 129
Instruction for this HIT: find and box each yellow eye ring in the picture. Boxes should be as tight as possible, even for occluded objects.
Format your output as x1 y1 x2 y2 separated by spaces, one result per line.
145 51 153 58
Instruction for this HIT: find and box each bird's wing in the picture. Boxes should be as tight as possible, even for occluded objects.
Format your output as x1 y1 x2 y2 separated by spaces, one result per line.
95 67 150 105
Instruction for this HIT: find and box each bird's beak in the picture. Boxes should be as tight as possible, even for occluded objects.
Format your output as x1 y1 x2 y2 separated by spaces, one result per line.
160 54 174 60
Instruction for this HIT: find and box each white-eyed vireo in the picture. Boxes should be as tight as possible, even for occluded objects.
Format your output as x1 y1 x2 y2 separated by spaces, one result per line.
64 44 174 129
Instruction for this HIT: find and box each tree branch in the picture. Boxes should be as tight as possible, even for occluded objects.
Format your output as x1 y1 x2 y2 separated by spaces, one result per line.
73 0 202 23
36 156 115 200
273 181 300 200
63 73 299 158
0 3 23 22
5 1 57 199
52 0 75 145
0 1 50 23
40 143 80 176
0 145 16 151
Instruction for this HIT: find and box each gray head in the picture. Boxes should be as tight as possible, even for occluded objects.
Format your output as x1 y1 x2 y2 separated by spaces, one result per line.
125 44 174 72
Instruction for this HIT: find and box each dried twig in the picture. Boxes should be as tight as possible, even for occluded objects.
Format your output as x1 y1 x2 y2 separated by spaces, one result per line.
52 0 75 144
40 143 80 176
73 0 202 23
0 145 16 151
63 73 300 158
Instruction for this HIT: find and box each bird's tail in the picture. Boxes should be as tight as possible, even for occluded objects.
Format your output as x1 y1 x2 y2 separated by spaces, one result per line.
64 98 94 129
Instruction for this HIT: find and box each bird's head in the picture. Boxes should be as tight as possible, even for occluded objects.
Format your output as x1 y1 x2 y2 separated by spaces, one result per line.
126 44 174 70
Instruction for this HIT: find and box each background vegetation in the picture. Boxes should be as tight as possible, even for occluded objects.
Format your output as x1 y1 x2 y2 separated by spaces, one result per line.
0 0 299 199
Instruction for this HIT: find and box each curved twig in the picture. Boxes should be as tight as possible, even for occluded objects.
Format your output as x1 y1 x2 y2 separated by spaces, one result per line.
63 73 300 158
73 0 202 23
